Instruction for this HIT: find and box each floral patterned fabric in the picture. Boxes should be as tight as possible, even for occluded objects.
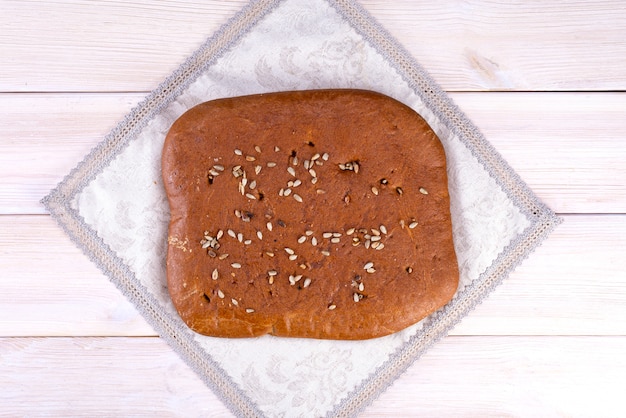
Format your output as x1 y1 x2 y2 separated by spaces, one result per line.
44 0 560 416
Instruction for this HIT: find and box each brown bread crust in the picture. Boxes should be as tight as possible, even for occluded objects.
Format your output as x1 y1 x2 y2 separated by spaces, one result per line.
162 89 459 340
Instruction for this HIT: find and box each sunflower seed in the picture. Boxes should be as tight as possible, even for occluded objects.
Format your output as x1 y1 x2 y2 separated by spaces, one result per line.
376 243 385 250
217 289 225 298
292 179 302 187
234 149 243 156
278 188 284 197
213 164 225 171
396 187 403 195
380 225 387 235
218 253 229 260
322 153 329 161
316 189 326 194
292 156 299 166
245 155 256 162
231 263 242 269
364 240 371 249
212 268 219 280
311 153 321 161
371 235 382 242
234 210 241 218
371 186 379 195
419 187 429 195
245 193 256 200
284 247 295 255
331 237 341 244
305 230 314 236
328 304 336 310
293 194 303 203
268 270 278 276
266 251 275 257
363 262 374 270
346 228 355 235
283 188 292 196
267 162 277 167
400 219 406 229
268 276 274 284
266 222 273 231
298 235 307 244
311 177 318 185
237 233 243 243
366 267 376 274
303 278 312 288
371 241 380 249
409 221 419 229
254 145 262 153
353 293 360 302
371 229 380 236
321 250 330 256
249 180 257 190
358 282 364 292
289 254 298 261
244 239 252 245
216 230 224 240
227 229 236 238
246 308 255 313
311 237 318 246
287 167 296 177
274 146 280 152
256 231 263 240
231 298 239 306
308 168 317 178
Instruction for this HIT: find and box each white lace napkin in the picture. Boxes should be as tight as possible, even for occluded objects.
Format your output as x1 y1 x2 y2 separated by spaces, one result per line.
43 0 561 416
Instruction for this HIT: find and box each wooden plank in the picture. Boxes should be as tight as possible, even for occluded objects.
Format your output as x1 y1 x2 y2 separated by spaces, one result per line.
2 92 625 215
452 214 626 336
2 335 625 416
1 214 624 337
0 215 154 337
454 92 626 213
0 93 143 215
0 337 232 417
1 0 246 92
365 336 626 417
2 0 625 92
361 0 626 92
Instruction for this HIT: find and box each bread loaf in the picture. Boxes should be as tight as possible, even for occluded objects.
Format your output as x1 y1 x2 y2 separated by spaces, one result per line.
162 89 458 340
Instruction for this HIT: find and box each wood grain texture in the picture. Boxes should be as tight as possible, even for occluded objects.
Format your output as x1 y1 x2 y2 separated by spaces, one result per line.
2 336 625 417
2 0 625 92
365 335 626 417
1 214 624 337
0 337 232 417
2 92 625 215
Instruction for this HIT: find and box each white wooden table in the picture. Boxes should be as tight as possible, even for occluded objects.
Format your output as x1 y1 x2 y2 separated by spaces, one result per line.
2 1 625 416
